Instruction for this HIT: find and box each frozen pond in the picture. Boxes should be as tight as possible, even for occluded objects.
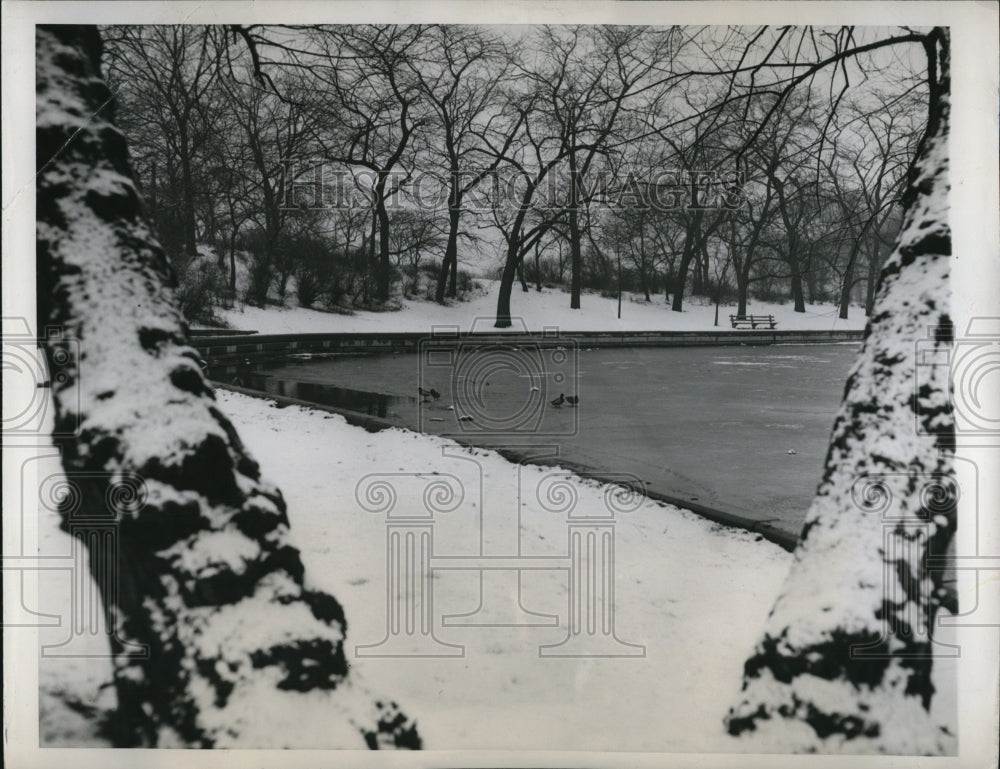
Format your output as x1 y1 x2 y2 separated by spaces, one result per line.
231 343 860 539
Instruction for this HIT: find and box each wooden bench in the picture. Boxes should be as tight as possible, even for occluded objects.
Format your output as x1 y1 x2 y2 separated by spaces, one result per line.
729 314 777 329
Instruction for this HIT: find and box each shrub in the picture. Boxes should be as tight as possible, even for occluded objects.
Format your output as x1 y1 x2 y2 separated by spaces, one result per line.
296 268 321 308
291 234 335 309
423 267 480 302
326 269 352 307
173 253 228 324
454 269 478 300
420 259 443 279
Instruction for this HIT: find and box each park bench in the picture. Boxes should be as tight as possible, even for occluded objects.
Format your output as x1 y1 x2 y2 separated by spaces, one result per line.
729 314 777 329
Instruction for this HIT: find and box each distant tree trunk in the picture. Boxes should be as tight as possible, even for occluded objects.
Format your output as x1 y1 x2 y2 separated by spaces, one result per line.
638 225 650 301
671 211 703 312
568 146 583 309
436 183 462 304
671 247 692 312
639 266 650 302
275 240 295 301
736 262 750 316
366 210 378 304
534 240 542 291
36 24 420 749
726 27 955 753
692 243 705 295
787 248 806 312
374 181 392 302
568 207 583 306
449 246 458 297
495 187 535 327
228 227 240 295
160 153 184 256
839 238 865 320
179 126 198 258
148 161 159 210
772 174 807 313
865 230 882 315
803 258 819 304
495 240 518 327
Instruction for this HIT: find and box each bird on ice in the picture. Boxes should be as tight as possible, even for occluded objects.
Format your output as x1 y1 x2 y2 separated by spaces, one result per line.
566 395 579 406
418 387 441 400
550 393 565 408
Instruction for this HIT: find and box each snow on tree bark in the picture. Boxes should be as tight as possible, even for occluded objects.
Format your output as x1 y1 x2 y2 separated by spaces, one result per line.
35 25 420 749
725 28 956 754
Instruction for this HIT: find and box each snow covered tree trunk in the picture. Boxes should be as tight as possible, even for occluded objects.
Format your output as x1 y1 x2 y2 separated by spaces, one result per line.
726 28 955 753
36 25 420 749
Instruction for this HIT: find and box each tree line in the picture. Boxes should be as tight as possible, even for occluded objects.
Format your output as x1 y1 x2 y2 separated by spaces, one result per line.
101 24 926 326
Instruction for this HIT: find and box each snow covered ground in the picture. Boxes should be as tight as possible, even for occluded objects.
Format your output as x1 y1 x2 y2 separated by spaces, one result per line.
38 389 799 750
35 387 960 751
213 281 868 336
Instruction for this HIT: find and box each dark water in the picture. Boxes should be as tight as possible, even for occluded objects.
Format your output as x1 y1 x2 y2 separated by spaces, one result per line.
224 344 860 537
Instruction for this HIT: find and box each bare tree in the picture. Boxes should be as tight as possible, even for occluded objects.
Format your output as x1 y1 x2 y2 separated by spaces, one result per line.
827 96 919 318
218 68 315 305
757 96 825 313
406 25 513 303
387 208 446 296
487 85 571 327
103 26 224 259
301 25 428 303
532 27 679 312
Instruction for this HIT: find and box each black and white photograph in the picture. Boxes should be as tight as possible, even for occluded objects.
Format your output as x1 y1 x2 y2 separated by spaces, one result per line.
3 1 999 766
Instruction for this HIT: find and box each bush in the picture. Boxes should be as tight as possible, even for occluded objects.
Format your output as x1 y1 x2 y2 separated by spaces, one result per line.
291 234 335 309
173 253 228 324
754 284 789 305
326 269 352 307
296 268 321 308
420 259 443 279
423 267 480 302
701 276 738 303
454 270 479 300
522 255 566 288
